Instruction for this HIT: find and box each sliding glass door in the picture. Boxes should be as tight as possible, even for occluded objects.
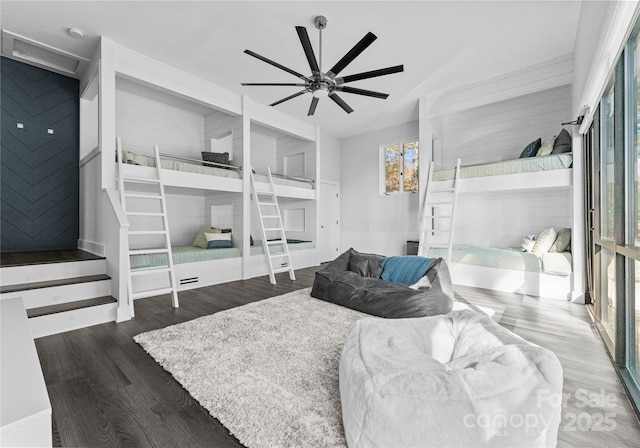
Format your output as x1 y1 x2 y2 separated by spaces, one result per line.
587 18 640 408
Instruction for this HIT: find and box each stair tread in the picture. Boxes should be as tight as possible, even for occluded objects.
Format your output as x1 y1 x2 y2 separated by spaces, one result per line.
27 295 117 318
1 274 111 294
0 250 105 268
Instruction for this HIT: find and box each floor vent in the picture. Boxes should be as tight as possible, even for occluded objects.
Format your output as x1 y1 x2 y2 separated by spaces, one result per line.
179 277 199 286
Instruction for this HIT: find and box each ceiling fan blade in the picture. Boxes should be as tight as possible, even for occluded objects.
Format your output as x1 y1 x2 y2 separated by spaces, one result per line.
327 32 377 79
296 26 320 74
308 97 319 116
329 93 354 114
242 83 308 86
337 65 404 84
244 49 309 81
270 89 308 107
336 86 389 99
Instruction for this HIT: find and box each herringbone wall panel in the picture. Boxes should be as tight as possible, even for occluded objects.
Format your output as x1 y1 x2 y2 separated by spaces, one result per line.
1 57 79 252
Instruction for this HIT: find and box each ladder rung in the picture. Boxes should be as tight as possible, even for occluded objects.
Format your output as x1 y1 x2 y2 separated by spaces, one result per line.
132 287 175 300
427 200 454 205
129 230 167 235
131 267 171 276
267 240 284 245
126 212 165 217
129 248 169 255
262 215 281 219
125 193 162 199
255 190 275 195
425 214 452 219
427 244 451 249
123 176 161 184
258 201 277 206
272 267 292 273
264 227 283 232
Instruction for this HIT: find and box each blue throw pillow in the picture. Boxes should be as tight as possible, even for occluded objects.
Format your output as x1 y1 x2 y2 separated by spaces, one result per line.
519 138 542 158
380 256 436 285
207 240 232 249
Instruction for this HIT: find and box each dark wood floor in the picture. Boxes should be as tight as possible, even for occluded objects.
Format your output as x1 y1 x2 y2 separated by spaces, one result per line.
34 269 640 448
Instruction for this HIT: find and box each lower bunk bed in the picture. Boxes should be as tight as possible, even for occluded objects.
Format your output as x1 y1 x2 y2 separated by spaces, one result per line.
130 246 243 292
128 241 317 293
427 245 573 300
245 239 317 279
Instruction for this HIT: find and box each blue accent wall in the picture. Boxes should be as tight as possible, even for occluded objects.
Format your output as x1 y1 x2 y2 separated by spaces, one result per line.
1 57 80 252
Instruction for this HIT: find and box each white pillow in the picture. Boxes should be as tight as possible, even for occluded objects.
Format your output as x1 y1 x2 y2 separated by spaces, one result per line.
536 142 554 157
205 232 231 242
521 234 537 252
533 228 557 254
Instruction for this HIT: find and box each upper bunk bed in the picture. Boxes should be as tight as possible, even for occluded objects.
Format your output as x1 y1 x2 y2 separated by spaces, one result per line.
429 151 573 193
421 55 576 195
118 148 315 198
113 70 317 200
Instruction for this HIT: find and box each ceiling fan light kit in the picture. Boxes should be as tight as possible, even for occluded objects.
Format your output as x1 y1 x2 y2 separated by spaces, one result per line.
242 15 403 116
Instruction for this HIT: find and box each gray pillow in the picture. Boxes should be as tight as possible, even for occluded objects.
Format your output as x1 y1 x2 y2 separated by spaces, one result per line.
550 228 571 252
552 129 572 154
202 151 229 166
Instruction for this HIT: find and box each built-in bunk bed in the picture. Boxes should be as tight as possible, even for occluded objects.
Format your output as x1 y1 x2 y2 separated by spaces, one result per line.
419 55 579 300
110 55 318 295
244 119 318 278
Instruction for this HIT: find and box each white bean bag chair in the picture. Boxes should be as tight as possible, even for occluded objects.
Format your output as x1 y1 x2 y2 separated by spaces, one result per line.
339 309 563 448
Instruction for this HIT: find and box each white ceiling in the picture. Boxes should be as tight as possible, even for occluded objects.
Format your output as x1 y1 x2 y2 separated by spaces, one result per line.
0 1 582 139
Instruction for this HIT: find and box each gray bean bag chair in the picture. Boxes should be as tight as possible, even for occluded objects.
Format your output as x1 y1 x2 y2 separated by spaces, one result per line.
310 248 453 318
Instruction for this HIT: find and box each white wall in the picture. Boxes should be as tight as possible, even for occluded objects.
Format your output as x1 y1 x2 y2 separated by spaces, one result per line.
115 90 204 157
440 85 572 166
341 120 420 256
250 125 277 173
319 130 341 184
454 189 572 247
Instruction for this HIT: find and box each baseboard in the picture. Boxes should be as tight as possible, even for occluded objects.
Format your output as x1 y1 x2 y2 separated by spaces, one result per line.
78 239 104 256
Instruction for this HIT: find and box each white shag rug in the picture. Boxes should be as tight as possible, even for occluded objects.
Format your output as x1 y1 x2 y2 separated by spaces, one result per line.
134 287 367 448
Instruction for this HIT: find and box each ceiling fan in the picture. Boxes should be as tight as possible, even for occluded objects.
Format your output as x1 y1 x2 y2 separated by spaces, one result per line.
241 15 404 116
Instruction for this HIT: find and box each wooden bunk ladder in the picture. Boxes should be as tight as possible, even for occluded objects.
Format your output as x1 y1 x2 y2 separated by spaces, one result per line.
418 158 461 261
117 138 179 310
250 167 295 284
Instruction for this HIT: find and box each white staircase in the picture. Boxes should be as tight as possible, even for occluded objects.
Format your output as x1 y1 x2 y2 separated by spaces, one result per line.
117 139 178 310
418 159 461 261
0 255 117 338
250 168 295 284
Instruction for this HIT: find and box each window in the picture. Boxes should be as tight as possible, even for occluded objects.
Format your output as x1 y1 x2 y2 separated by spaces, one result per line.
382 139 418 194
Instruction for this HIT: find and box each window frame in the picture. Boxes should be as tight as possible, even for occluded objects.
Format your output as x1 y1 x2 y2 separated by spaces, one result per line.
379 137 419 195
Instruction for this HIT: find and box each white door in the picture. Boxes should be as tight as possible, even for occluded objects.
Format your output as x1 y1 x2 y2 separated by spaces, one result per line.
318 181 340 263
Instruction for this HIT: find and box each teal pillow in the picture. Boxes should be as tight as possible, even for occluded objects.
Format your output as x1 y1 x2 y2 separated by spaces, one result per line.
381 256 436 285
207 240 232 249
